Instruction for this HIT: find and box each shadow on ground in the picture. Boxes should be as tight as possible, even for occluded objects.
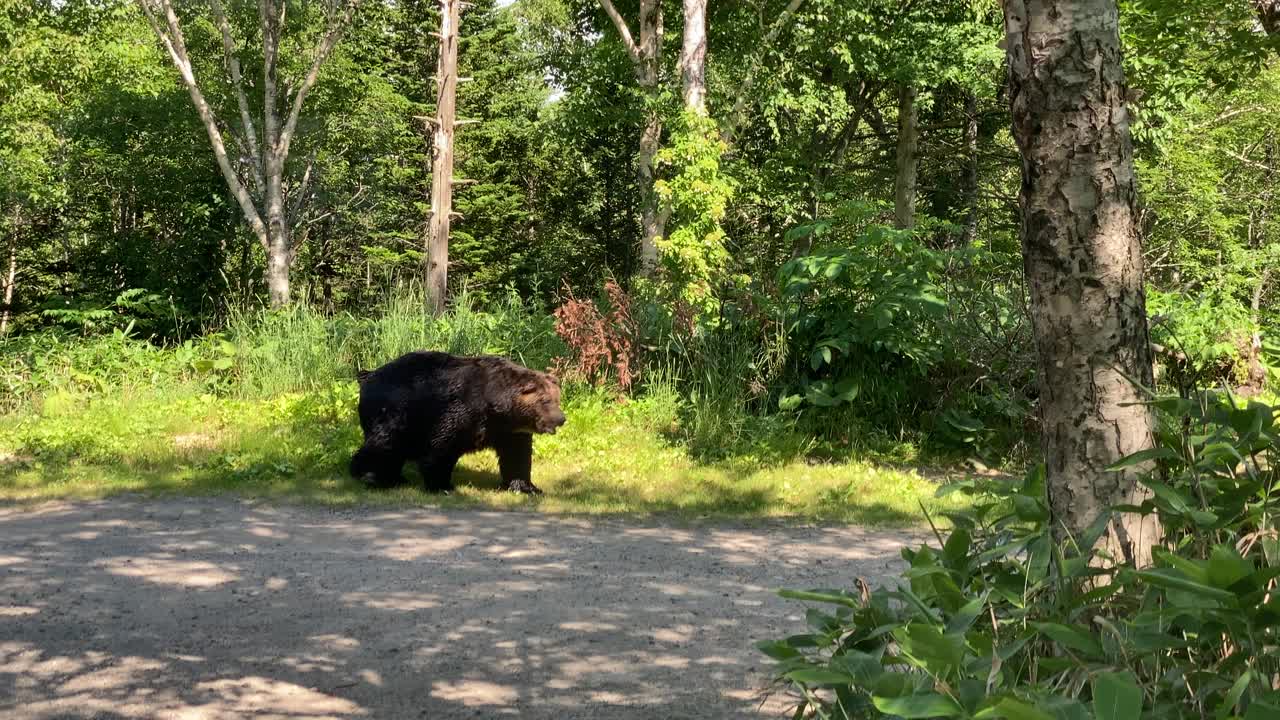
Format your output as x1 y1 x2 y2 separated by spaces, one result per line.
0 498 923 719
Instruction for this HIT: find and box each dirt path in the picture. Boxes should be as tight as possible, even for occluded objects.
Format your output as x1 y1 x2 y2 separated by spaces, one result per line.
0 497 924 719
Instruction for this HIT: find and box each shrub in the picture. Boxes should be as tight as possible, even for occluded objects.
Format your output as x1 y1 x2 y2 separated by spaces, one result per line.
759 391 1280 718
550 279 639 391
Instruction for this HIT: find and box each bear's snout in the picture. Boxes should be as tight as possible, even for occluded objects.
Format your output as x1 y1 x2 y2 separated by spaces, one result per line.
540 410 567 434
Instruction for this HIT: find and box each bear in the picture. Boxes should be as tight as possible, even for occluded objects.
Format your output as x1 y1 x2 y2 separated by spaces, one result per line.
348 351 566 494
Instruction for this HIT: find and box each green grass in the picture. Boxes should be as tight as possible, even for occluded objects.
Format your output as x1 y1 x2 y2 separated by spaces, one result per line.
0 381 969 526
0 290 986 526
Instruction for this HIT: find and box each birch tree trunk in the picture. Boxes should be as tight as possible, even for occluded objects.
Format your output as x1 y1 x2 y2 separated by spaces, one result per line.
893 84 918 230
680 0 707 115
137 0 357 308
426 0 460 315
1 216 18 336
599 0 664 275
1004 0 1160 567
960 91 979 247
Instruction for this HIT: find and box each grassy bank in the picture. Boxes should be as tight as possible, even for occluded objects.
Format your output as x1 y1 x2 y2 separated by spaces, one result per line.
0 293 976 525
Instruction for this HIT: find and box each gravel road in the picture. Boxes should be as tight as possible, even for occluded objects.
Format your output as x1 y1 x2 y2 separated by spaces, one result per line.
0 497 924 719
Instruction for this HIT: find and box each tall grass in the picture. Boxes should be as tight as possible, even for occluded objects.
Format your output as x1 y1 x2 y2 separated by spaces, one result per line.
223 288 565 398
0 285 972 523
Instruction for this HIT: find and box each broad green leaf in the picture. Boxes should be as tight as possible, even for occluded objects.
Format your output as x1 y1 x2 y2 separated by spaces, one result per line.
1093 671 1142 720
1106 446 1178 470
1031 622 1102 657
1216 670 1251 720
975 698 1055 720
785 668 853 685
872 692 964 718
1132 569 1235 602
1207 544 1252 590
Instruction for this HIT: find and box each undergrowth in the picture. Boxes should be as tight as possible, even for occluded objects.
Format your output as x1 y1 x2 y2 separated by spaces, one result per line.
0 288 971 525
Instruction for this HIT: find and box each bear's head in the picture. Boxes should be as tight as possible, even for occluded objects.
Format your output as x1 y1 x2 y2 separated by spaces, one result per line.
512 371 567 434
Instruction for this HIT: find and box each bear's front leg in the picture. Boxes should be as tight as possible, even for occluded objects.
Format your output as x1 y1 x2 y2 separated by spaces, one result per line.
417 452 459 493
351 444 408 489
495 433 541 495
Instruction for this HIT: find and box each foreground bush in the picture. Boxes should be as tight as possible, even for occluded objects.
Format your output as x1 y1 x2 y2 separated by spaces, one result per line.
761 391 1280 718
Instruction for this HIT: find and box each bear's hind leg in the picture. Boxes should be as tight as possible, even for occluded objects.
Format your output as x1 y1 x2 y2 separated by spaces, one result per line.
495 433 541 495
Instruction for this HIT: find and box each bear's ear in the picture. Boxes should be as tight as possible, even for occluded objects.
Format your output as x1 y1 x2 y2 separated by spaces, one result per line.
546 374 561 387
520 380 539 394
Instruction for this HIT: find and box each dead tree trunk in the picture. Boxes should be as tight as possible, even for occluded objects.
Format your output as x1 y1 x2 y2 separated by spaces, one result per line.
894 84 918 230
1004 0 1160 567
426 0 460 315
137 0 357 308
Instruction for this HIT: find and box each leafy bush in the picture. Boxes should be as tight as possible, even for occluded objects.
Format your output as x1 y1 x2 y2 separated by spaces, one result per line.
760 391 1280 718
1148 287 1261 392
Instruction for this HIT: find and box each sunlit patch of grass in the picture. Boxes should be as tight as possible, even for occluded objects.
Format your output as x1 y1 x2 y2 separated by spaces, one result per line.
0 384 969 526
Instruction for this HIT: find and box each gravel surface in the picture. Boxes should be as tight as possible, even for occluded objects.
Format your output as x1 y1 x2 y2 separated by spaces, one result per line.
0 497 924 719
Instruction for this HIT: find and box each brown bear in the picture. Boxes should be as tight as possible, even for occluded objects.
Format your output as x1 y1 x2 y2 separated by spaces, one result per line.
349 351 566 494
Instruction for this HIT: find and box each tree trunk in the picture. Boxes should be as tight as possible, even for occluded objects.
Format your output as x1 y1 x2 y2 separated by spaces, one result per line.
680 0 707 115
1256 0 1280 35
138 0 358 308
1 225 17 336
1004 0 1160 567
960 90 979 247
599 0 664 276
426 0 460 315
894 84 918 230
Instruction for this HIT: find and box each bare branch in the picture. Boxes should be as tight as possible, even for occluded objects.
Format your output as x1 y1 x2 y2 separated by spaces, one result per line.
287 151 318 227
1222 147 1279 174
278 0 361 165
720 0 807 145
136 0 268 249
207 0 263 188
596 0 642 66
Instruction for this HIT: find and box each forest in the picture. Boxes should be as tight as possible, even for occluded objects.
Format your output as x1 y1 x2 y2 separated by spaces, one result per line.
3 0 1280 716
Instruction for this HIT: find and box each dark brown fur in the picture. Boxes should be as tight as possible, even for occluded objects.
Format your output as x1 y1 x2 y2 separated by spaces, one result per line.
349 351 565 494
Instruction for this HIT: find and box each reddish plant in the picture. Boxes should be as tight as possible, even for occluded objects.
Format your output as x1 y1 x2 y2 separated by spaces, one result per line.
551 279 639 391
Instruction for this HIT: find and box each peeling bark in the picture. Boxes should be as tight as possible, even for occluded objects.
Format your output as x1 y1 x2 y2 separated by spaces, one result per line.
426 0 461 315
1003 0 1160 567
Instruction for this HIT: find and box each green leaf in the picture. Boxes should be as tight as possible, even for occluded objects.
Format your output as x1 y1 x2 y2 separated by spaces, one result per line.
895 623 966 673
975 698 1055 720
777 588 859 607
1243 690 1280 720
1217 670 1251 720
946 594 986 636
1106 446 1178 470
755 640 800 660
1013 494 1048 522
1207 544 1253 590
942 528 971 569
1031 622 1102 657
872 693 964 718
1093 671 1143 720
785 668 853 686
1132 569 1236 602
